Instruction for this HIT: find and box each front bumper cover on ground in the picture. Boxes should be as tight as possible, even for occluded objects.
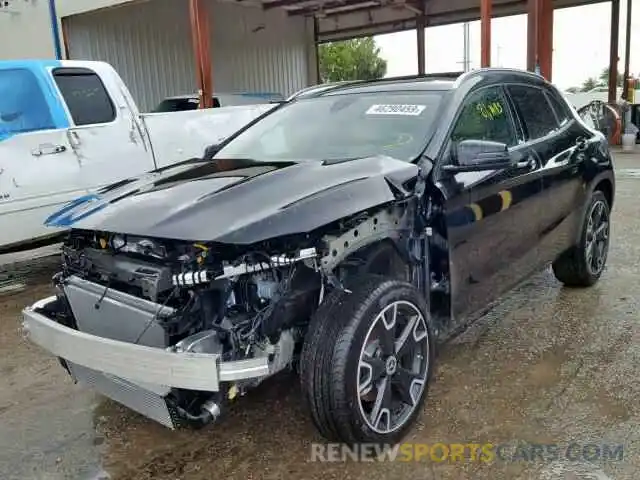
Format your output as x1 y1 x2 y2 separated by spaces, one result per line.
22 296 269 392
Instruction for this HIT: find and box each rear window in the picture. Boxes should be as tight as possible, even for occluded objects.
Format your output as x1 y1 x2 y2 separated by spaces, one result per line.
153 97 222 112
0 68 55 136
53 69 116 126
154 98 199 112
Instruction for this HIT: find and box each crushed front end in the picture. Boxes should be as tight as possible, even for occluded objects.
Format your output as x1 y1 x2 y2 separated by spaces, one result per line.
22 229 321 429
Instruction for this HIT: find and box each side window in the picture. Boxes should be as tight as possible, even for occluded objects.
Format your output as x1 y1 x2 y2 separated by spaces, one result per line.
53 69 116 126
450 87 517 147
507 85 559 140
545 89 572 126
0 68 55 135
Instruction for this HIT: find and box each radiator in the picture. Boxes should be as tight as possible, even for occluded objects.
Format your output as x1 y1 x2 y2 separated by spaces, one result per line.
68 362 177 429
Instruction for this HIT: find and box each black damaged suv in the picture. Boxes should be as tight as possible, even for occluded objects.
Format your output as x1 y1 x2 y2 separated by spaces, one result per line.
25 68 614 445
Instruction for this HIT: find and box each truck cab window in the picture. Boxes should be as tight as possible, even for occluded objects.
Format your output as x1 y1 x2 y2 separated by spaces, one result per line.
507 85 559 140
450 87 517 147
0 69 55 136
53 70 116 126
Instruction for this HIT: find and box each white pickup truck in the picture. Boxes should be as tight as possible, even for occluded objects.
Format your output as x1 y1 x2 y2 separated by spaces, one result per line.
0 60 278 253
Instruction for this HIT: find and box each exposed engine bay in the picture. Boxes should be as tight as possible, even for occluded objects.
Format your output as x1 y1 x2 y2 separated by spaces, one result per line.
44 228 326 424
27 200 451 430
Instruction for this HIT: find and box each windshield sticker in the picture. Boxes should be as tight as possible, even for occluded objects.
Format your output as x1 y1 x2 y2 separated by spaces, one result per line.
366 104 426 116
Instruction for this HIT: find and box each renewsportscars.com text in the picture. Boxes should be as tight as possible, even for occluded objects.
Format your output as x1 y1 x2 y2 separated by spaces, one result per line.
310 442 625 463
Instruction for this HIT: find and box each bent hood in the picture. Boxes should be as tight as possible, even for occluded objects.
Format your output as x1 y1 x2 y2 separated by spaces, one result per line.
45 156 418 244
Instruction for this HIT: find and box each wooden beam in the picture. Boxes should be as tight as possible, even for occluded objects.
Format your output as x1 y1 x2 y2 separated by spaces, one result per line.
622 0 631 100
527 0 553 80
417 6 426 74
539 0 552 79
480 0 491 67
608 0 620 103
189 0 213 109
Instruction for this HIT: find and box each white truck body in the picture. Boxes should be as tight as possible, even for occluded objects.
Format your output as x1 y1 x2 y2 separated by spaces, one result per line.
0 60 277 252
564 86 640 111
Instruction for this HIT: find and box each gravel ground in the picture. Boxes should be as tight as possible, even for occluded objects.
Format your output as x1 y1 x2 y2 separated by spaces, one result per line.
0 151 638 480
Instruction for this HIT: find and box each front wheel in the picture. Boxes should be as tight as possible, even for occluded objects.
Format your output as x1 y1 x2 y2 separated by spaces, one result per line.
552 190 610 287
300 275 435 444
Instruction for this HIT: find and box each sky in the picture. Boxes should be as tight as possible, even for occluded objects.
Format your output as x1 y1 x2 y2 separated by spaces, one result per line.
374 2 639 91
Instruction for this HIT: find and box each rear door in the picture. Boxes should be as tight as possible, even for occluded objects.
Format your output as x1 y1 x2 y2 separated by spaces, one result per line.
437 85 544 323
52 67 153 192
505 84 588 264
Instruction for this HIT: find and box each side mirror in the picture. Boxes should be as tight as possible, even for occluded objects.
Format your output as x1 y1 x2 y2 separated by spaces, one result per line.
203 143 221 160
443 139 513 173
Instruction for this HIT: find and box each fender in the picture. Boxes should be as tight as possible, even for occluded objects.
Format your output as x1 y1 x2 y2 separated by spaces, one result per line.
572 165 615 246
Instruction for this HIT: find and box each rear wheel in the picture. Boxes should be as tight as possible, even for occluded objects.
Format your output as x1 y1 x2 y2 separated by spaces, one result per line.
300 275 435 444
552 191 610 287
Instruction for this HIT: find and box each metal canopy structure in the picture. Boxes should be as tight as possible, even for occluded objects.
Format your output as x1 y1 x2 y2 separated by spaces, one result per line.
185 0 623 109
257 0 609 42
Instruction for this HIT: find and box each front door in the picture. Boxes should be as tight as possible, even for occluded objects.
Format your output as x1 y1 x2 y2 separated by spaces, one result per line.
0 65 82 251
435 85 545 324
52 67 152 192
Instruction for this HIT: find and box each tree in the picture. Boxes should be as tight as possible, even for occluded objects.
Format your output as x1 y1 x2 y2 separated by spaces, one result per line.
318 38 387 83
598 67 624 88
579 67 624 92
566 86 580 93
581 77 600 92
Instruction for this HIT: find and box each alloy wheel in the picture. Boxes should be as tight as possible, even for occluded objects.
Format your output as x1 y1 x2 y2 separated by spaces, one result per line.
357 300 429 434
585 199 610 276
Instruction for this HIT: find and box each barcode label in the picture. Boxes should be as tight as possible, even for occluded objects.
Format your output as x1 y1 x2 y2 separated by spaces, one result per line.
365 104 426 116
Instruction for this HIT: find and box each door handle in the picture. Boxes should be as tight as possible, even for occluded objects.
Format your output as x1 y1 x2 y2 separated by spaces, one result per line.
31 144 67 157
515 156 536 170
575 136 588 151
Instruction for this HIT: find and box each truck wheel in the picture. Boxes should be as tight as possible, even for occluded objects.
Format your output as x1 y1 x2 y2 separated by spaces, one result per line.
300 275 435 444
552 191 610 287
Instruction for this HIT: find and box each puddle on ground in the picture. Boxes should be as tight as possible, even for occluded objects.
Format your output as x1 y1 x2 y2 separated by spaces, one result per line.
616 168 640 178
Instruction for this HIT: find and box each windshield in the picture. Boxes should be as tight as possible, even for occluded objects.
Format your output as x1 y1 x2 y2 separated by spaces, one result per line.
0 68 55 136
154 98 199 112
214 91 445 162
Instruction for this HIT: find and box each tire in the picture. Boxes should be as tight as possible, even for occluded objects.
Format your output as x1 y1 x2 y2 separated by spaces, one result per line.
300 275 435 444
552 190 611 287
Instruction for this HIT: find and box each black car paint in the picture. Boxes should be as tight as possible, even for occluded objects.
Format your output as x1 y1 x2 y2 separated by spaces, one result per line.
428 70 614 326
48 69 614 326
46 155 418 245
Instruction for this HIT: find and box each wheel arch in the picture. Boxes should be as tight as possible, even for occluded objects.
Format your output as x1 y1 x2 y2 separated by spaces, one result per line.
318 205 415 277
571 170 615 246
340 238 412 281
593 177 614 210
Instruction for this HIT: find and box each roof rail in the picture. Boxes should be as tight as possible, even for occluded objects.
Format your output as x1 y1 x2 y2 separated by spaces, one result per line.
357 72 464 84
454 67 547 87
287 72 466 101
